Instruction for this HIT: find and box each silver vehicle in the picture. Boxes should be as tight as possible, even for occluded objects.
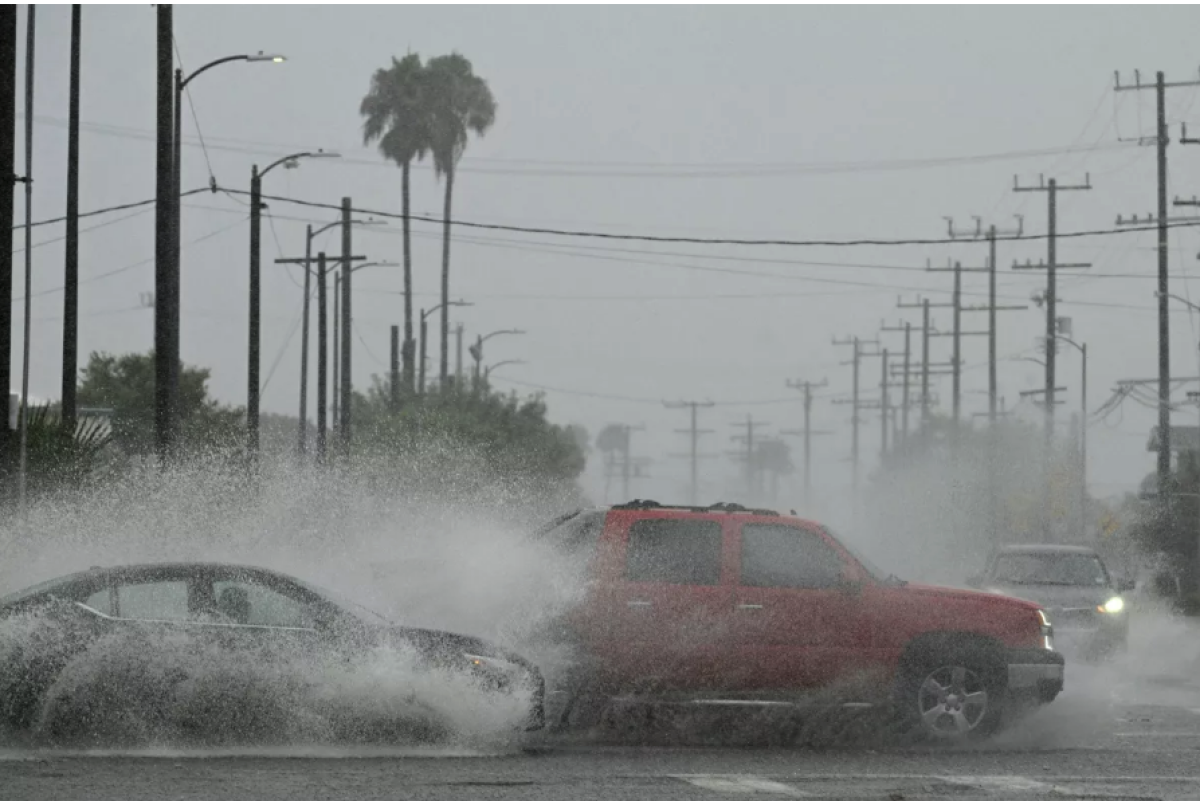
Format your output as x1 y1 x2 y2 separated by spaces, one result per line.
968 544 1132 662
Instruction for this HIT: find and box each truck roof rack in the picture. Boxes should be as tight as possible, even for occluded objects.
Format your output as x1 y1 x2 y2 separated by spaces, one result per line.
611 499 780 516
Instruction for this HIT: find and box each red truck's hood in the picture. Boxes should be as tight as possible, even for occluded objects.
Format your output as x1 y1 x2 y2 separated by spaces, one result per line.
899 581 1044 611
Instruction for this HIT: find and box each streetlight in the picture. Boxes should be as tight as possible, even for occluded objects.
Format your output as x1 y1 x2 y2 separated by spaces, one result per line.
296 219 382 457
171 51 284 453
419 301 473 396
331 259 399 442
468 329 526 390
248 149 339 457
1053 333 1088 541
484 359 526 383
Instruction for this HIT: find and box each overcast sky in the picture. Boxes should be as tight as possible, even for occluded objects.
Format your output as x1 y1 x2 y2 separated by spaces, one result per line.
11 5 1200 512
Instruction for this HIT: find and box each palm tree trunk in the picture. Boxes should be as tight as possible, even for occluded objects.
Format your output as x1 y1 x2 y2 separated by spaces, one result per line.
439 165 454 385
402 159 414 394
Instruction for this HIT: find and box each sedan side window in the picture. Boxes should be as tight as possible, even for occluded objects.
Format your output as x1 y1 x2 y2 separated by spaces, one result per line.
116 580 191 621
212 580 316 628
83 587 114 615
741 524 846 589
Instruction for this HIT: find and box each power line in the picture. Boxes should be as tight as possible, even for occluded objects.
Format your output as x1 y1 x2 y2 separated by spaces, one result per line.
490 376 810 407
226 187 1200 247
19 112 1137 177
12 186 209 231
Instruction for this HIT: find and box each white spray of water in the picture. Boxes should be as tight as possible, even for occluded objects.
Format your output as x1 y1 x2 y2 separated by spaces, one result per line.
0 448 591 752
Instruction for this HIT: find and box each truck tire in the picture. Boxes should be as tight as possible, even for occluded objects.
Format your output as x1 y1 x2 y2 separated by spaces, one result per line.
895 642 1006 743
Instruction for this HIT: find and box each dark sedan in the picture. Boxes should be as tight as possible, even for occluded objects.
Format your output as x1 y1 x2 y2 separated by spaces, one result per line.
0 562 545 742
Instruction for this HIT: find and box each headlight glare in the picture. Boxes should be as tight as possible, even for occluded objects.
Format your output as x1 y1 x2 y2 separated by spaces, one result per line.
1101 596 1125 614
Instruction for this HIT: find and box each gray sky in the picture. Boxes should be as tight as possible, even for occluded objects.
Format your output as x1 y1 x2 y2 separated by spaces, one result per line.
11 5 1200 511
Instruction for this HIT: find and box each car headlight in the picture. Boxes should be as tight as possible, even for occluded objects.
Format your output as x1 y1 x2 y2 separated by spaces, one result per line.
1099 596 1125 614
463 652 523 689
1037 609 1054 650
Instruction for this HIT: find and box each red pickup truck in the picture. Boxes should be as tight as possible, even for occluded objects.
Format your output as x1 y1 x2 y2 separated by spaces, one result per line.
534 501 1063 742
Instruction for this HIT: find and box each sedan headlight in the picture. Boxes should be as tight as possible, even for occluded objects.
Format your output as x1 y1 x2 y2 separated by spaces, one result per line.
463 653 522 690
1099 596 1125 614
1037 609 1054 650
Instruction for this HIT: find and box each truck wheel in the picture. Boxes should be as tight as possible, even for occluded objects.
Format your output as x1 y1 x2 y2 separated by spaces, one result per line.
896 645 1005 743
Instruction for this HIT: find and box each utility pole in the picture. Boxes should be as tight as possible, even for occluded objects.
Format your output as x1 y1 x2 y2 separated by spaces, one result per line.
880 349 890 457
943 216 1027 423
154 4 175 463
1115 70 1200 498
390 325 400 413
730 416 770 503
880 321 916 442
61 4 80 435
610 423 645 502
297 225 313 457
0 4 14 464
783 378 829 508
17 3 33 513
897 297 953 426
1013 175 1092 449
455 323 464 390
332 272 339 430
664 400 715 506
316 252 328 462
275 252 366 458
832 336 881 504
339 197 352 455
925 258 989 430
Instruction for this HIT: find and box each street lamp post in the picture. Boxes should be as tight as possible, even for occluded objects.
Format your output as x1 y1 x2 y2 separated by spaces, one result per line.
419 301 473 396
469 329 526 391
247 150 338 459
484 359 526 384
172 51 283 452
1054 334 1088 540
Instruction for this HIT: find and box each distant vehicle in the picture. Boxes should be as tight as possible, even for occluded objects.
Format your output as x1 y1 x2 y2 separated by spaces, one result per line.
0 562 544 739
967 544 1131 662
532 500 1063 743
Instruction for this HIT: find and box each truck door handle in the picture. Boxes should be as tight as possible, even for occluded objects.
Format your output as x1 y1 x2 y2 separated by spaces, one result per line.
736 604 764 610
626 600 652 608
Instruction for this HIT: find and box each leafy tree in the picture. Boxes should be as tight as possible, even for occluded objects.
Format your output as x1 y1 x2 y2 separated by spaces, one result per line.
360 53 428 393
76 351 243 457
0 403 113 501
424 53 496 382
351 375 586 518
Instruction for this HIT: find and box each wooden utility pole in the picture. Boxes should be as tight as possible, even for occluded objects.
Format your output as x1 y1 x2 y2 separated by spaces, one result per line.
339 197 353 454
832 336 881 504
925 259 988 431
730 416 770 503
896 297 955 426
0 4 14 462
665 400 716 506
1013 175 1092 450
390 325 401 412
154 4 175 463
783 378 829 508
61 4 80 434
1115 70 1200 497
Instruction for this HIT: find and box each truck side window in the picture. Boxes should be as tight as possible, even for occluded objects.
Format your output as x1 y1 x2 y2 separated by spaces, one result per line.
741 524 845 589
625 519 722 586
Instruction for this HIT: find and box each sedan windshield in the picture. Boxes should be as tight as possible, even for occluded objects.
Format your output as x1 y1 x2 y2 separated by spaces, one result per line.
992 553 1109 587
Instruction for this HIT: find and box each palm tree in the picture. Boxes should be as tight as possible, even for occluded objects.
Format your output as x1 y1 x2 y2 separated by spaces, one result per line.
360 53 428 394
424 53 496 384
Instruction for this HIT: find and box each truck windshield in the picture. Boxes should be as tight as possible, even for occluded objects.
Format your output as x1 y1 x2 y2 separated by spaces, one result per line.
993 553 1109 587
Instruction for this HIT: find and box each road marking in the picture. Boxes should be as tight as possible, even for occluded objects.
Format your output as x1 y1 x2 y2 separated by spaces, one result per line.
1115 731 1200 737
939 776 1080 795
672 775 810 796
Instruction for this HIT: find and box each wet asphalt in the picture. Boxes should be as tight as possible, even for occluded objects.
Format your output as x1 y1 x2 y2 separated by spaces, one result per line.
5 662 1200 801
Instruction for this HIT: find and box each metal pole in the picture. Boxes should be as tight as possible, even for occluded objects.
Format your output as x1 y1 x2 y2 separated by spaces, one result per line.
1156 72 1172 500
315 253 327 463
988 227 998 423
170 65 181 446
247 165 261 459
153 5 173 463
952 261 962 428
455 323 463 390
17 3 34 512
390 324 400 412
881 348 889 457
921 300 931 425
340 197 352 453
332 273 339 429
418 312 427 397
803 385 813 507
902 322 911 441
851 339 860 499
1045 180 1058 541
0 4 14 468
61 3 80 435
297 225 312 457
1081 342 1088 540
